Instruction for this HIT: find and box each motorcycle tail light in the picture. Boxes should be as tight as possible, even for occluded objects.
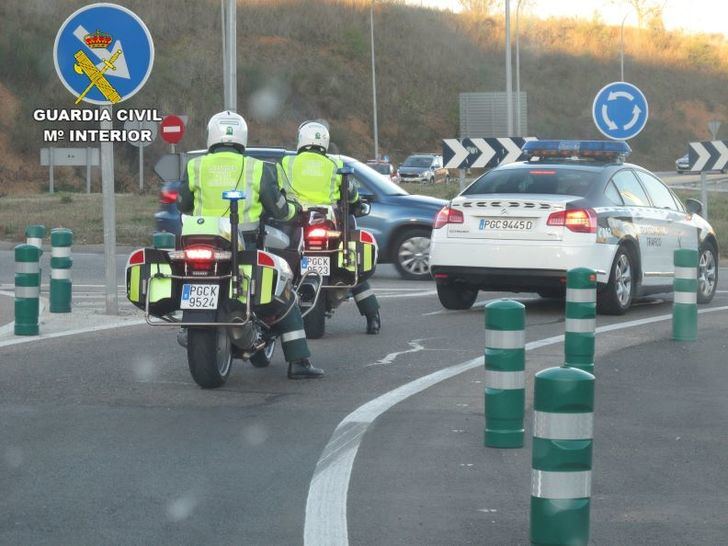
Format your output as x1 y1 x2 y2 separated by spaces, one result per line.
257 250 276 268
128 249 145 265
183 245 216 271
359 230 375 244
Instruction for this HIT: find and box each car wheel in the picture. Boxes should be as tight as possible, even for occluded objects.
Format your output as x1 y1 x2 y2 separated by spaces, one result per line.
392 228 431 280
597 247 635 315
697 241 718 304
436 283 478 310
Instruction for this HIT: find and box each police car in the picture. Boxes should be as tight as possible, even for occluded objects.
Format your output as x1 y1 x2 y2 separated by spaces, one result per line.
429 140 719 314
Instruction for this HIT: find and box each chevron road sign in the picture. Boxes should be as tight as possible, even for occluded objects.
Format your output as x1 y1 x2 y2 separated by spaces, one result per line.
442 137 537 169
688 141 728 173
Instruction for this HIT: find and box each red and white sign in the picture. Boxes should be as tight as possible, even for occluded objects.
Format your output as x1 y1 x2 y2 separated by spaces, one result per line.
160 115 186 144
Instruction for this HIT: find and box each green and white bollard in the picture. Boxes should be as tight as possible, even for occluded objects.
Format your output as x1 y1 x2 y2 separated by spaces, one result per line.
15 244 42 336
565 268 597 375
25 224 46 252
673 249 698 342
50 228 73 313
484 299 526 448
153 232 176 250
530 366 595 546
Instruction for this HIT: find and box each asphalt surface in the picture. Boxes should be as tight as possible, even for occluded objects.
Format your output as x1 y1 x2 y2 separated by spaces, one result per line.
1 250 727 544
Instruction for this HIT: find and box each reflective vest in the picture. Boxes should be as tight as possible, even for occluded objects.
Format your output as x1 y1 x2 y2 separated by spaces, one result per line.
280 152 344 207
187 151 264 231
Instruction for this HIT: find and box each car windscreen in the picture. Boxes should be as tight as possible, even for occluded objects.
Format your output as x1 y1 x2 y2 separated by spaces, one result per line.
463 167 600 197
402 156 432 168
351 159 408 196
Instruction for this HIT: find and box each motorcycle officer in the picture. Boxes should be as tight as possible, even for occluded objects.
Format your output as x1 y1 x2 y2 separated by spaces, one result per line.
278 120 381 334
178 111 324 379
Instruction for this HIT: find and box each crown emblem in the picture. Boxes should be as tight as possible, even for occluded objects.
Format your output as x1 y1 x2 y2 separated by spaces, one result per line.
84 29 113 49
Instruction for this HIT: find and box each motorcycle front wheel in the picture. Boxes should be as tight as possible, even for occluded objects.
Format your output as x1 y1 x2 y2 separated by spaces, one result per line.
187 327 232 388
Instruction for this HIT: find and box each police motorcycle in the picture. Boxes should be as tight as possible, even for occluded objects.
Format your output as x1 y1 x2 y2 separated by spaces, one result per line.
284 166 378 339
125 190 321 389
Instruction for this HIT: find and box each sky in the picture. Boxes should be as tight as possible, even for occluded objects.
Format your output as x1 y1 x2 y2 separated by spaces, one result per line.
408 0 728 37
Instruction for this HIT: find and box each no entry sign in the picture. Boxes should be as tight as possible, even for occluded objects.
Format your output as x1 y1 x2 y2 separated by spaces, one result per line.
160 114 185 144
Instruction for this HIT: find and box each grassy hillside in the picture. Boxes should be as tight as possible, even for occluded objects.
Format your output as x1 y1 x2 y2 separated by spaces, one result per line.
1 0 728 194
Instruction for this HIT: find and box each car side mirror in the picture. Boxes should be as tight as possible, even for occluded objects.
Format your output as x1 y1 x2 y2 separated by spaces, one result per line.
685 198 703 215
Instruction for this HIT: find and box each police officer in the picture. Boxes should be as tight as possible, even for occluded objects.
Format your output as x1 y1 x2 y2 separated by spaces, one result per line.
178 111 324 379
279 121 381 334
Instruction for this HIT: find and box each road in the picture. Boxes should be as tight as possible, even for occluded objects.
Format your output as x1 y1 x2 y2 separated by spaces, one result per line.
1 251 727 544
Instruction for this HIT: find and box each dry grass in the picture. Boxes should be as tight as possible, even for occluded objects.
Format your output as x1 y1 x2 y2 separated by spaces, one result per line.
1 0 728 194
0 193 158 245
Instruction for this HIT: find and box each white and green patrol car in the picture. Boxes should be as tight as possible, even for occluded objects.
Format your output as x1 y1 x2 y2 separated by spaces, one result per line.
429 140 719 314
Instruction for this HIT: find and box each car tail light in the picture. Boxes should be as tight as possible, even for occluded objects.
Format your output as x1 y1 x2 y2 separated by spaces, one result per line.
546 208 597 233
159 188 179 204
433 206 464 229
128 249 144 265
257 250 276 267
359 230 375 244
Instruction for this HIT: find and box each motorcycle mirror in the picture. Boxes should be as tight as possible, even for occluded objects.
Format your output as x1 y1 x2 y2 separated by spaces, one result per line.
337 166 354 176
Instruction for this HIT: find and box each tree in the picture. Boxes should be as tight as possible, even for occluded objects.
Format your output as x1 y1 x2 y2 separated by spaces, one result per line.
458 0 501 16
613 0 667 28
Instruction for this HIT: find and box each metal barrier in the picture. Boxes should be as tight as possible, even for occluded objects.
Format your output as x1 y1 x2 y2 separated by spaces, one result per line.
14 244 42 335
673 249 698 342
484 299 526 448
530 365 595 545
50 228 73 313
565 268 597 374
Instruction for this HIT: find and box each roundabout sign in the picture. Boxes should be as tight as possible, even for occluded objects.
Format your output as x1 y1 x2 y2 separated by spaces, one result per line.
592 81 648 140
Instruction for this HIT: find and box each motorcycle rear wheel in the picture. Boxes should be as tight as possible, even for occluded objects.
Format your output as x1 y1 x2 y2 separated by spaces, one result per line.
303 294 326 339
187 327 232 388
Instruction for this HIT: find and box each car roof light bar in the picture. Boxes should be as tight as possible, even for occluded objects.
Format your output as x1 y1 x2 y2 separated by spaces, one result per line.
522 140 631 162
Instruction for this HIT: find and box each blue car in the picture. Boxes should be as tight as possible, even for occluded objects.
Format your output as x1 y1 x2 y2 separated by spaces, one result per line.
155 147 446 280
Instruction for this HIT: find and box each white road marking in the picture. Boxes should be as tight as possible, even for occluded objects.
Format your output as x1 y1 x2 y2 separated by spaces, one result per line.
366 338 428 367
377 290 437 300
304 305 728 546
0 319 146 349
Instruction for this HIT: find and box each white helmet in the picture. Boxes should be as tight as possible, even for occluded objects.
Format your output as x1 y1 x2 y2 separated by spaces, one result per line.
297 121 329 152
207 111 248 149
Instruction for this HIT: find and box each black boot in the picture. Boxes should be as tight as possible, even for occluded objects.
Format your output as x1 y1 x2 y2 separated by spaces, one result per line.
287 359 325 379
366 311 381 335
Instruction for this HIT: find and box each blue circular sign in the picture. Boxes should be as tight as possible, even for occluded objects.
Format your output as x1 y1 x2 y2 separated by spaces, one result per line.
592 81 648 140
53 3 154 105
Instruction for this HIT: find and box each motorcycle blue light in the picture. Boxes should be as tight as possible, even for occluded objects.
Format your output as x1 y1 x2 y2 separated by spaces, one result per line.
222 190 246 201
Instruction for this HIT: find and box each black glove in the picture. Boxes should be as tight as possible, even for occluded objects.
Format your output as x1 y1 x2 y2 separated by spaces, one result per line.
350 200 366 217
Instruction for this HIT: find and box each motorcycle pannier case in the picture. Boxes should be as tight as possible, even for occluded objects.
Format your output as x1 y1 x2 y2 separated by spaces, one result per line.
233 250 295 312
333 229 378 284
125 248 178 317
